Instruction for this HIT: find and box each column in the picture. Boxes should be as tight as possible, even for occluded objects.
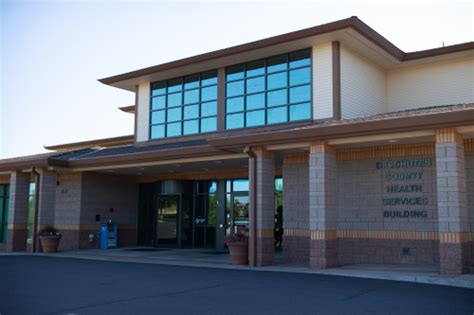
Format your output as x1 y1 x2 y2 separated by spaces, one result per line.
6 171 30 252
36 169 57 252
309 141 337 268
282 153 310 264
436 128 470 274
250 147 275 266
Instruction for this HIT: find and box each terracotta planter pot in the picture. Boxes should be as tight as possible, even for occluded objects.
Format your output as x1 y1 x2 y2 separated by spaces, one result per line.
39 235 61 253
227 242 248 265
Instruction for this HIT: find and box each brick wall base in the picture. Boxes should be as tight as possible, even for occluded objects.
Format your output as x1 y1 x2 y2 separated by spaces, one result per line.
58 230 80 251
256 236 274 266
337 238 439 266
310 239 337 268
439 242 471 274
6 228 28 252
283 235 309 264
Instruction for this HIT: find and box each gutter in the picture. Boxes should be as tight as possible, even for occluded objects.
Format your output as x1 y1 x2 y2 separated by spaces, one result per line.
244 146 256 267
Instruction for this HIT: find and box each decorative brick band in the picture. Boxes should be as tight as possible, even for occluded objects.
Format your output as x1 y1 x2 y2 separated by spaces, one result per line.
337 230 440 240
53 224 137 231
283 152 309 165
439 232 471 244
285 228 310 237
7 223 28 229
336 142 434 160
436 128 463 144
310 230 337 240
284 229 474 241
464 138 474 152
310 141 336 154
256 228 274 238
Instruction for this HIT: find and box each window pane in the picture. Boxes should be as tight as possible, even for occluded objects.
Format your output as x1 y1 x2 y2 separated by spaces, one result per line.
167 107 182 122
184 89 199 105
183 104 199 119
201 86 217 102
290 85 311 103
201 101 217 117
267 106 287 124
246 60 265 77
267 72 287 90
226 113 244 129
201 117 217 133
267 89 287 107
275 178 283 191
289 49 311 68
227 80 244 97
167 78 182 92
246 110 265 127
226 96 244 113
151 95 166 110
151 124 165 139
246 76 265 93
289 67 311 86
201 70 218 86
246 93 265 110
151 81 166 96
167 122 182 137
233 179 249 192
267 55 287 73
227 64 244 81
290 102 311 121
167 92 182 107
151 110 165 124
184 74 199 89
183 119 199 135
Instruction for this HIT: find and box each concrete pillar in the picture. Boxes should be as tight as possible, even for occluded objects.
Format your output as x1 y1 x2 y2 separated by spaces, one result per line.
250 147 275 266
5 171 30 252
36 169 57 252
435 128 470 274
309 141 337 268
282 153 310 264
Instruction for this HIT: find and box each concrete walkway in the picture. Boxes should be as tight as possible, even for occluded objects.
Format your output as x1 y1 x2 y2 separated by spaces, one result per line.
3 247 474 289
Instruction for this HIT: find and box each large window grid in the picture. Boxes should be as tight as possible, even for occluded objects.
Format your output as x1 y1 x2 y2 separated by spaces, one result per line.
150 70 218 139
225 49 312 130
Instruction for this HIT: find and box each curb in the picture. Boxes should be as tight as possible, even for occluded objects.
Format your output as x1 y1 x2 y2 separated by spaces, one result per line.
2 252 473 289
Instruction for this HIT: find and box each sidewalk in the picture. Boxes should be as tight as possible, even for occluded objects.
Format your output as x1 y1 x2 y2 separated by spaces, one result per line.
3 247 474 289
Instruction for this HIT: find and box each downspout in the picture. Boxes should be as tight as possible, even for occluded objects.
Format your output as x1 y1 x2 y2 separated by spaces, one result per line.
31 167 40 252
244 146 256 267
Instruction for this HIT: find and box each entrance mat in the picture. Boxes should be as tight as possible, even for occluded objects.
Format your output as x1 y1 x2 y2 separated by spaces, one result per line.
124 248 170 252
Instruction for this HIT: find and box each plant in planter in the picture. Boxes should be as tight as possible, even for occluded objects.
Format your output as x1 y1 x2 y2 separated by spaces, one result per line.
224 233 248 265
38 226 61 253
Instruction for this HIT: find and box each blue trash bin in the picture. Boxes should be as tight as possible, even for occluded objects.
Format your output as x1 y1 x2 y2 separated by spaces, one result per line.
100 222 117 249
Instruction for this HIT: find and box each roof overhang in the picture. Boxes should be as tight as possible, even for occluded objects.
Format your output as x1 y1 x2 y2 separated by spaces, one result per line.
208 107 474 149
45 135 134 151
98 16 474 92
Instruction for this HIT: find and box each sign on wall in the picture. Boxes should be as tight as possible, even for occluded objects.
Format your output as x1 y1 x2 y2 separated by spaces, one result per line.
377 159 433 219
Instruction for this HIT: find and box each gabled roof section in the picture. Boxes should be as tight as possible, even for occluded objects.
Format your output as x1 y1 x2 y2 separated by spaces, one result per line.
98 16 473 88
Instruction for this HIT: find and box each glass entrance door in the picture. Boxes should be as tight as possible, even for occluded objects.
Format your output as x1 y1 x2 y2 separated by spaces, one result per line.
232 194 249 235
156 196 179 247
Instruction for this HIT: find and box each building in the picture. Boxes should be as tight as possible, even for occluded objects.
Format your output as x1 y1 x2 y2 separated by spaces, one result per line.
0 17 473 274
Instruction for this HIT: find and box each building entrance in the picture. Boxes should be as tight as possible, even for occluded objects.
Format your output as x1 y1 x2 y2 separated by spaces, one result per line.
138 178 282 250
155 195 179 247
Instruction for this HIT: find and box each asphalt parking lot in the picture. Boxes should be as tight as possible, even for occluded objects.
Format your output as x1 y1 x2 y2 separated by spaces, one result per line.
0 256 472 314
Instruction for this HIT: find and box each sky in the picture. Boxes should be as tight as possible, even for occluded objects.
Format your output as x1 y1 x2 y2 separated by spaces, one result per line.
0 0 472 158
